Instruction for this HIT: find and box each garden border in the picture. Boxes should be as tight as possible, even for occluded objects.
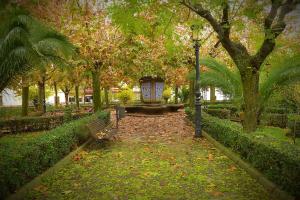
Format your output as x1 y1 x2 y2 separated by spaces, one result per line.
185 118 295 200
6 138 93 200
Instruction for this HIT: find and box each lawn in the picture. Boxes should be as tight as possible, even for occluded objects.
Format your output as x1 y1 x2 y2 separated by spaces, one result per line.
24 113 269 200
255 126 300 147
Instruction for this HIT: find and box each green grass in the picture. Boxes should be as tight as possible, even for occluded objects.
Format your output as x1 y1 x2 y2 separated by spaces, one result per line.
254 126 300 147
25 138 269 200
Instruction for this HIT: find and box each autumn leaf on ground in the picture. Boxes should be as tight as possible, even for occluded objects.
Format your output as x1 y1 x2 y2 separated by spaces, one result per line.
34 184 48 193
208 153 214 161
228 165 237 172
209 191 224 197
73 154 81 161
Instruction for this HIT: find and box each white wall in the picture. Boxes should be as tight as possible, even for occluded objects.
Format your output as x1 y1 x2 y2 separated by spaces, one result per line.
1 89 22 106
201 88 229 101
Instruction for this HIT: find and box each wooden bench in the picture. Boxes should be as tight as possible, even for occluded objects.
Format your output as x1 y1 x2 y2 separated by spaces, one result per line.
86 119 117 141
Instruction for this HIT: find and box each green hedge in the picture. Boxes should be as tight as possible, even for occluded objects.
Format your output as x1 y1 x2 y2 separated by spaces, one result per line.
0 111 110 198
0 113 91 134
185 108 300 197
0 106 36 119
207 104 239 114
265 107 289 114
287 114 300 136
261 113 288 128
205 108 230 119
203 100 233 105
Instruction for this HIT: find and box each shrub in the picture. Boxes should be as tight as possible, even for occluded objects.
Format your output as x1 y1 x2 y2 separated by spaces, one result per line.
207 104 239 114
162 88 172 103
205 108 230 119
265 107 289 114
287 114 300 136
0 106 35 119
0 111 109 198
117 89 134 105
184 106 195 121
0 113 91 134
261 113 288 128
203 100 232 105
185 108 300 197
63 107 73 122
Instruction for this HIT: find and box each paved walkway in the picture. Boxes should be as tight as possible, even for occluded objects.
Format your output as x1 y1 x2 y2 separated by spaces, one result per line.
25 111 269 200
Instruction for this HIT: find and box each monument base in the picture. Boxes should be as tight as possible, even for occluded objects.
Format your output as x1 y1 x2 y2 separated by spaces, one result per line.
124 104 183 115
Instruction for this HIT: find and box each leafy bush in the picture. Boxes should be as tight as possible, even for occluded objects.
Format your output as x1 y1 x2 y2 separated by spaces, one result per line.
96 110 110 123
207 104 238 114
261 113 288 128
0 113 91 134
205 108 230 119
185 107 300 197
162 88 172 103
117 89 134 105
203 100 232 105
265 107 289 114
184 107 195 121
63 107 73 122
287 114 300 136
0 111 109 198
0 106 35 119
178 86 189 103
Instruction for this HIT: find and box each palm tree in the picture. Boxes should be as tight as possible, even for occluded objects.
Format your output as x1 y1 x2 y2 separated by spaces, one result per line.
0 7 75 115
192 56 300 131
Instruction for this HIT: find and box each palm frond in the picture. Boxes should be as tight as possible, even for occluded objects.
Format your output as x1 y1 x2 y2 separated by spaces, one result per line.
260 55 300 104
0 7 76 92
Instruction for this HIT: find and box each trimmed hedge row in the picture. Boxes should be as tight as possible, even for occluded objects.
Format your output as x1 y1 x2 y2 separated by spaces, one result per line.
288 114 300 136
0 113 91 134
0 106 36 119
205 108 230 119
207 104 239 114
185 108 300 198
261 113 288 128
203 100 233 105
0 111 110 199
265 107 290 114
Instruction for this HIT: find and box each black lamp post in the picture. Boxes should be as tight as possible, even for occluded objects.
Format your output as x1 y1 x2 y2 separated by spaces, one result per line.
191 24 202 138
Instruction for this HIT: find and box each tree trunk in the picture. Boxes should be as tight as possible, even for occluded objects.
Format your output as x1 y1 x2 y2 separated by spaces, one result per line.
75 85 80 110
241 68 260 132
104 87 109 108
54 82 59 108
92 69 101 112
37 81 44 113
21 76 29 116
0 92 3 106
174 86 179 104
83 87 86 104
64 92 69 106
189 80 195 108
210 86 216 102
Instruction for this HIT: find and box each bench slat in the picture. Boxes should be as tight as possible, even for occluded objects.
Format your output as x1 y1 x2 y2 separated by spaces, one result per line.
86 119 115 140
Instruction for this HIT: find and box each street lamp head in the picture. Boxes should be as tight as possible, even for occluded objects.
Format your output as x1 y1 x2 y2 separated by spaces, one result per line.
190 24 202 42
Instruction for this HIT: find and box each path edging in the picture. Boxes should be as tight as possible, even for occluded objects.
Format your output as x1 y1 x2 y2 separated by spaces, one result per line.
184 117 295 200
7 138 93 200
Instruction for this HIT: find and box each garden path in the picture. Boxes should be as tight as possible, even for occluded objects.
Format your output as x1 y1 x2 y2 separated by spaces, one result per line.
26 110 270 200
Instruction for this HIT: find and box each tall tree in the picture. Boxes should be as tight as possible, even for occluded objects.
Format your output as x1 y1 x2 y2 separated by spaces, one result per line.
182 0 300 132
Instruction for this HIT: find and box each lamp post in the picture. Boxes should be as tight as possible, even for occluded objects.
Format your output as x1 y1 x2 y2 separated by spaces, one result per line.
191 24 202 138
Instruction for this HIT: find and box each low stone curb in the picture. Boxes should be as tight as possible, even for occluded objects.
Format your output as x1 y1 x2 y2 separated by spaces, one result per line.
184 117 294 200
7 138 93 200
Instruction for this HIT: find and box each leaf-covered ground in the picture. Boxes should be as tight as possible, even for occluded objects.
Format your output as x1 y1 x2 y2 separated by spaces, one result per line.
25 111 270 200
